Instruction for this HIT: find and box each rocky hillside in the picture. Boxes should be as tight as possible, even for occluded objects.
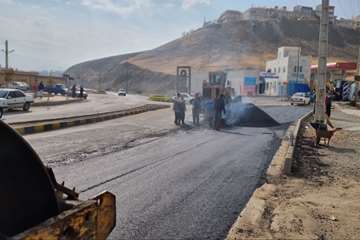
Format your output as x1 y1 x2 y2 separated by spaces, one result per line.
66 17 360 94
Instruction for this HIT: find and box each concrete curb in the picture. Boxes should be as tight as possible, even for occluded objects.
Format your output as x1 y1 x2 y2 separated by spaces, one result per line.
32 98 84 107
12 104 169 135
226 111 313 240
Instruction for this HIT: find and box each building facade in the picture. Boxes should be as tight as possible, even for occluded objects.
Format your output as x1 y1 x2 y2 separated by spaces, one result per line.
265 47 311 96
243 6 295 21
217 10 243 24
353 15 360 30
293 5 314 17
315 4 336 24
0 68 65 90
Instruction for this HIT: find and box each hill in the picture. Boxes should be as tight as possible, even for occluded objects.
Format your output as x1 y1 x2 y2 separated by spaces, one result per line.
66 17 360 94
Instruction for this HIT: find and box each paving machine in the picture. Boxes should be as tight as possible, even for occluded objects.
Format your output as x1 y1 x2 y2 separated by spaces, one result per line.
202 71 234 100
0 120 116 240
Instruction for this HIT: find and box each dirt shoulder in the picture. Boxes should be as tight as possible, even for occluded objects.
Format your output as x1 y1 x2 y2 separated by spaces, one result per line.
229 107 360 240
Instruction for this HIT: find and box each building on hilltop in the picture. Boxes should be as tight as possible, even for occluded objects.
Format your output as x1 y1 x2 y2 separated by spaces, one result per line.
217 10 243 24
265 47 310 97
353 15 360 30
293 5 314 17
337 18 353 29
315 4 336 24
243 6 295 21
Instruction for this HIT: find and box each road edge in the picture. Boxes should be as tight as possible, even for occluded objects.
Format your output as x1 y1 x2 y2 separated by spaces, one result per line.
13 104 169 135
32 98 84 107
226 111 313 240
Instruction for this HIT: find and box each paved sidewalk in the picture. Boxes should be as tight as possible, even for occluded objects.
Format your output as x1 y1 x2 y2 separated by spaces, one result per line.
228 107 360 240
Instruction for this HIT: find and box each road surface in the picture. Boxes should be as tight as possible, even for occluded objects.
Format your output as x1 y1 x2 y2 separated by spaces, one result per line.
25 103 310 239
4 93 151 123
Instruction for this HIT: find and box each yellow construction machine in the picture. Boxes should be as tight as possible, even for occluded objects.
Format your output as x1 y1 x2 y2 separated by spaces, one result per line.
0 120 116 240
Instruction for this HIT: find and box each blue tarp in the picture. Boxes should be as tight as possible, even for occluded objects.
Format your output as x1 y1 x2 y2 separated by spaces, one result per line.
287 81 310 96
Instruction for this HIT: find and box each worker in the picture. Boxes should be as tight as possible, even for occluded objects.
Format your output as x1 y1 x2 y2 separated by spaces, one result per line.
71 84 76 98
173 93 181 125
192 93 201 126
38 81 45 99
179 95 186 125
80 86 84 98
325 92 332 117
214 94 226 130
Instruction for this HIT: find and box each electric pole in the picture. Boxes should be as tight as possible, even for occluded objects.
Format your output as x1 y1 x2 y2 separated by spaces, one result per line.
1 40 15 69
314 0 329 123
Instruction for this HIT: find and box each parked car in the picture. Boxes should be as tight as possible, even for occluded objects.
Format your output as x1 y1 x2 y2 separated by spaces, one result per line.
118 89 127 96
0 89 34 118
8 81 30 92
45 84 68 95
290 92 311 105
68 88 88 99
172 92 194 104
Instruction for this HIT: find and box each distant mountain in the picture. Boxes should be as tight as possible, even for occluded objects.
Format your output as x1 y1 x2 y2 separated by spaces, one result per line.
66 17 360 94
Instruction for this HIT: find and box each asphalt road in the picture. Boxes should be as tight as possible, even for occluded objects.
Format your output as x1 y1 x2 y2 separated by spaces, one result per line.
24 103 310 240
3 93 151 123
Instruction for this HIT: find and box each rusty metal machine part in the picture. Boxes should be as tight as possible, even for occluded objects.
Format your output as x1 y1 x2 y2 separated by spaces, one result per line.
0 120 116 239
12 191 116 240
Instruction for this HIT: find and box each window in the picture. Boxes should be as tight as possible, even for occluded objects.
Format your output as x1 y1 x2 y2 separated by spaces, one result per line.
278 67 280 73
294 66 297 72
299 66 303 72
8 91 17 98
283 67 286 73
274 68 276 73
15 91 25 97
0 90 8 98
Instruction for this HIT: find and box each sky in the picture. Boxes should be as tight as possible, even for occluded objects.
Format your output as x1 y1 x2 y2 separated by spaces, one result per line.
0 0 359 72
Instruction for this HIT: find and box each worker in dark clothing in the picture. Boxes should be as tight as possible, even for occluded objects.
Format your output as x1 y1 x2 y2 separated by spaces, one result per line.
192 93 201 126
173 93 181 125
71 84 76 98
80 86 84 98
38 81 45 99
214 94 226 130
325 93 332 117
179 96 186 125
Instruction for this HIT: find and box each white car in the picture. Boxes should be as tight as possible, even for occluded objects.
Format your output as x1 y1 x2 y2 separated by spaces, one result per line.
290 92 311 105
172 92 194 104
0 89 34 118
117 89 127 96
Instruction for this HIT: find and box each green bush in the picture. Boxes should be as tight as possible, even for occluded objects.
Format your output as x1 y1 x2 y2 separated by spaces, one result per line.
149 95 172 103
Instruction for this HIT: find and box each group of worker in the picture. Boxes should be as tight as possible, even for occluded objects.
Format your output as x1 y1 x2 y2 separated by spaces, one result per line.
173 92 226 130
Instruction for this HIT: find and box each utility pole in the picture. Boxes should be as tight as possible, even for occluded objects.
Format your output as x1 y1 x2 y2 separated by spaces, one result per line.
314 0 329 123
296 47 301 83
125 65 129 94
1 40 15 69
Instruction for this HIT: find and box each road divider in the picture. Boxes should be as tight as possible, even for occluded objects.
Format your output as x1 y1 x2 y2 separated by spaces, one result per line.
226 111 313 240
32 98 84 107
11 104 169 135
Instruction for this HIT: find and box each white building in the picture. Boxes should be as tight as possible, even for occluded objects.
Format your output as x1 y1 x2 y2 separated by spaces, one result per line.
217 10 243 24
353 15 360 30
315 4 336 24
265 47 311 96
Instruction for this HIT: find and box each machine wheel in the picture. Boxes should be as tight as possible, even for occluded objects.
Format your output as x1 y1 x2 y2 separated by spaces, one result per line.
0 121 59 236
23 102 31 111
